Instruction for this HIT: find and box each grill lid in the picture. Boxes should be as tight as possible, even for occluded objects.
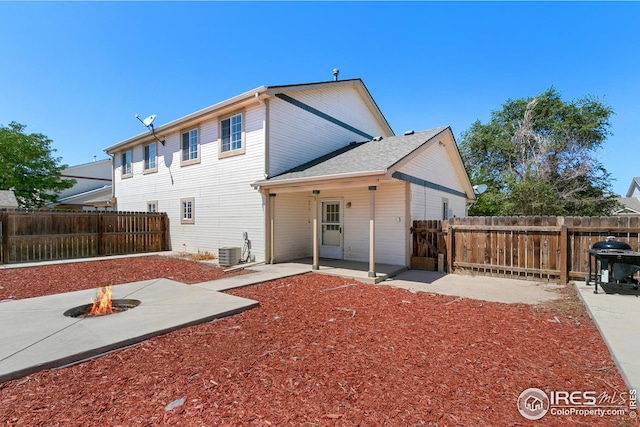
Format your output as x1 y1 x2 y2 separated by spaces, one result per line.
592 237 632 251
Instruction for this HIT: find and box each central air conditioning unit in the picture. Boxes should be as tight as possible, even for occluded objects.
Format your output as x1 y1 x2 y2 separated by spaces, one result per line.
218 247 241 267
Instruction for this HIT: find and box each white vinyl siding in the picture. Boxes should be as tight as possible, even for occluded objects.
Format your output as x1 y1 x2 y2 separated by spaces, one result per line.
400 138 468 221
273 181 407 266
112 103 266 259
268 86 391 176
273 193 312 262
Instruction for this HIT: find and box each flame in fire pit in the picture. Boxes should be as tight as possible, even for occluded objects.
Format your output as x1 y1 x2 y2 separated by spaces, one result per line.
90 285 113 315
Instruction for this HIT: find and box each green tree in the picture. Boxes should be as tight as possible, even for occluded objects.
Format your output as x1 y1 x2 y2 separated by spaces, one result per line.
0 122 74 208
460 88 620 216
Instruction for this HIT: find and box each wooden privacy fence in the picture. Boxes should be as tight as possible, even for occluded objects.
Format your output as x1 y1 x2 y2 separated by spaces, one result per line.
413 216 640 283
0 210 170 264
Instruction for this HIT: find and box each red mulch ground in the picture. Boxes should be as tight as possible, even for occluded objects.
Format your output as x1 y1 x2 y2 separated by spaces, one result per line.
0 256 636 426
0 256 246 301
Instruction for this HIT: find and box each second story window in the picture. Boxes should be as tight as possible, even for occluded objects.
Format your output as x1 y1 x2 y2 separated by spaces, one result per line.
221 113 242 152
121 150 132 177
144 142 157 171
181 128 199 165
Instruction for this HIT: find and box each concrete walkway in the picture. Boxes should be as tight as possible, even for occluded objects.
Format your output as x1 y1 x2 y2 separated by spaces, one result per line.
575 280 640 392
0 279 258 383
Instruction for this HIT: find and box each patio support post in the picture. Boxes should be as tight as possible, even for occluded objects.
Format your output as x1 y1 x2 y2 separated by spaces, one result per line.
269 193 276 264
311 190 320 270
312 190 320 270
368 185 376 278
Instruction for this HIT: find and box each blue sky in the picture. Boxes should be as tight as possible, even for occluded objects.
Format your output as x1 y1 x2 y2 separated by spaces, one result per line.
1 1 638 196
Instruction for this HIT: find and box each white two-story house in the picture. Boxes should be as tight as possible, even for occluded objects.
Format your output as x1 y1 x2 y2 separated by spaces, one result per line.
105 79 475 274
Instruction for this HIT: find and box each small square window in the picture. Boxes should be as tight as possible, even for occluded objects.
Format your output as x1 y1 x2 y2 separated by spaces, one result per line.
147 201 158 213
181 197 195 224
121 150 132 177
144 142 157 172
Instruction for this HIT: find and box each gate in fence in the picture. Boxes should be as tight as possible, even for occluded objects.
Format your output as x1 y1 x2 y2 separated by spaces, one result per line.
412 216 640 283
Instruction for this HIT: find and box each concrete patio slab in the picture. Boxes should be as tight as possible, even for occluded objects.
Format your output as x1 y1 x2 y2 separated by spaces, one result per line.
0 278 258 383
286 258 406 284
381 270 563 305
575 280 640 392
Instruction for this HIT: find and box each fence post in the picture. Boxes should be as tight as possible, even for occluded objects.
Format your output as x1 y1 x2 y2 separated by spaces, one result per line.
446 220 454 273
1 212 5 264
97 212 103 256
559 224 568 284
162 213 170 251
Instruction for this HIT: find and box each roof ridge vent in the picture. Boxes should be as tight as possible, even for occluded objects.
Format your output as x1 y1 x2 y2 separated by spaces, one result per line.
404 130 415 135
372 136 383 141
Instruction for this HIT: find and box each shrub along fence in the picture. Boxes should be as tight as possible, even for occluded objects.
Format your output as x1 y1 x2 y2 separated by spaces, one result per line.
413 216 640 283
0 210 170 264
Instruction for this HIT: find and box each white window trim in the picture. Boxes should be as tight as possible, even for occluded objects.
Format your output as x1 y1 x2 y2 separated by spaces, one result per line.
181 197 195 224
147 200 158 213
121 150 132 178
219 111 246 159
143 142 158 174
180 127 201 166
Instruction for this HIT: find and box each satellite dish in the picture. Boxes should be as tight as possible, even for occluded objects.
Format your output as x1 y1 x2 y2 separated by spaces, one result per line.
135 113 165 146
142 114 156 127
473 184 488 195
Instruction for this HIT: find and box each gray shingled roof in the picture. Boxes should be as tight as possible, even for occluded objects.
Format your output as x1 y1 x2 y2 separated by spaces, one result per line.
0 190 18 208
261 127 448 184
616 197 640 214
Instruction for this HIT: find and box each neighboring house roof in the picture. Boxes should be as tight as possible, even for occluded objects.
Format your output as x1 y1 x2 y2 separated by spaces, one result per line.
613 197 640 215
0 190 19 208
626 177 640 197
251 127 475 201
51 159 112 208
56 185 113 205
104 79 394 154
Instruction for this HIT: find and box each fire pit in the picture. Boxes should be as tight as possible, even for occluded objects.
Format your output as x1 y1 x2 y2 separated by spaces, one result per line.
63 285 141 318
586 237 640 294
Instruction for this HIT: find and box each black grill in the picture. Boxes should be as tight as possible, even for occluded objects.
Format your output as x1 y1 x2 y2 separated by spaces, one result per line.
586 237 640 294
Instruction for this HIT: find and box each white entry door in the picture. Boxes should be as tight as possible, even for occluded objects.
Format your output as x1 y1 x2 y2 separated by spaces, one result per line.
320 199 343 259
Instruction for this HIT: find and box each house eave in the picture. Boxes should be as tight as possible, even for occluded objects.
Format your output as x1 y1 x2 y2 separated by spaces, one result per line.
105 86 269 154
252 170 387 191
